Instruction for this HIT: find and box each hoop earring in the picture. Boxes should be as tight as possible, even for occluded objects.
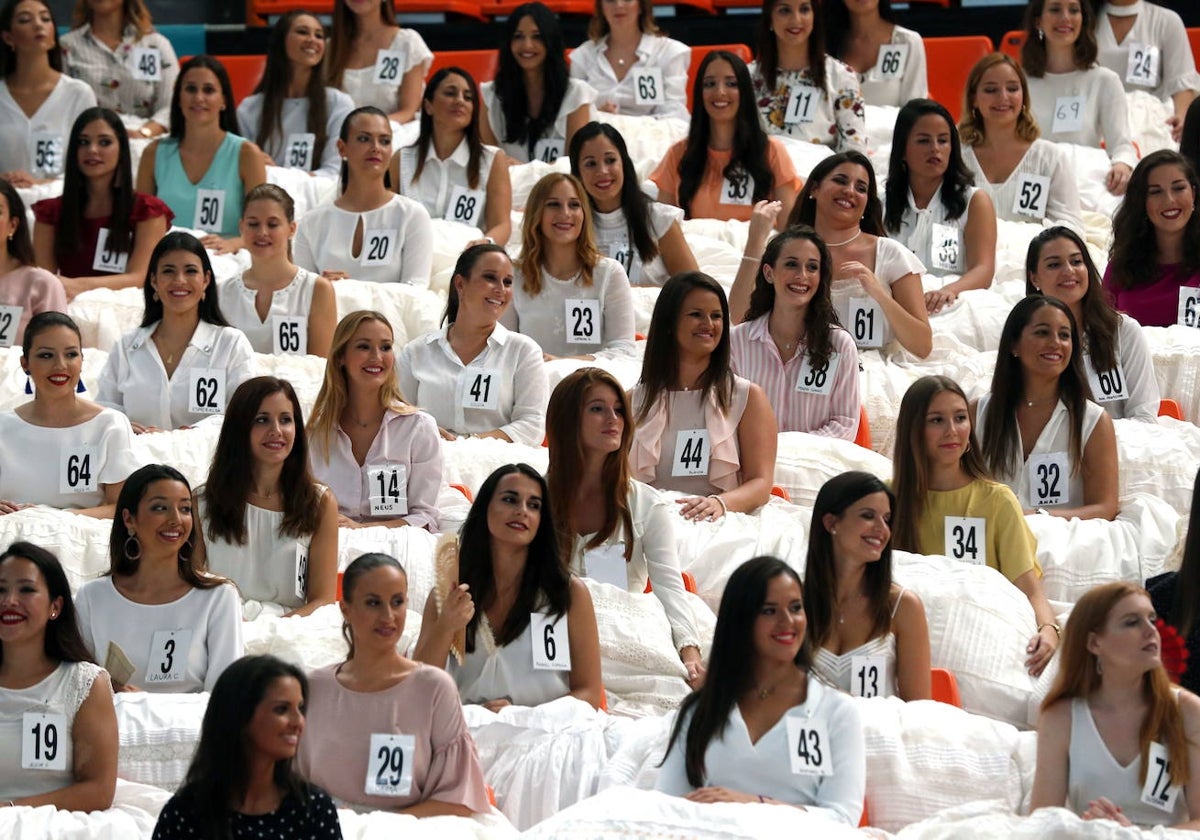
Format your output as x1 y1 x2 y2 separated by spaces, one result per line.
124 531 142 562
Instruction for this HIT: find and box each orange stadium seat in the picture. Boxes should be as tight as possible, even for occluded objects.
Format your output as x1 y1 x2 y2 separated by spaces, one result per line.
931 667 962 707
1189 28 1200 67
484 0 593 15
686 43 754 110
1000 30 1025 61
854 405 872 451
429 49 500 84
924 35 994 122
770 485 792 502
1159 398 1184 421
246 0 487 25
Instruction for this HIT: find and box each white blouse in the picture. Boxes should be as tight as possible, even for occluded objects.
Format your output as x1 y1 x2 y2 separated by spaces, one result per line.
0 75 96 178
892 186 978 278
96 320 256 430
962 140 1085 234
1026 67 1137 167
480 78 595 163
294 194 433 287
592 200 683 287
855 25 929 108
398 140 499 232
0 409 140 509
1083 313 1160 422
338 28 433 114
217 267 320 355
568 33 690 120
1096 1 1200 99
397 322 548 445
448 611 571 707
236 87 356 176
830 237 925 350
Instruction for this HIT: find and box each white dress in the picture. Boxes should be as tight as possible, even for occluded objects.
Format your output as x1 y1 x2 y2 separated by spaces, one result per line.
480 78 595 163
814 634 897 698
568 33 690 120
1096 1 1200 99
0 75 96 178
1026 67 1137 167
294 194 433 287
236 88 355 176
1083 313 1159 422
830 237 925 350
398 140 499 232
0 409 140 509
217 267 320 354
0 661 108 799
962 140 1085 234
855 25 929 108
892 186 978 279
448 611 570 707
338 28 433 113
591 201 683 287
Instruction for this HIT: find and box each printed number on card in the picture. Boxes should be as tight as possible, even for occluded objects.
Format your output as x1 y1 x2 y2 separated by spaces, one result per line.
531 613 571 670
146 629 192 684
93 227 129 273
188 369 226 415
1028 452 1069 507
0 304 21 349
21 712 67 771
786 714 833 776
365 733 415 797
944 516 986 565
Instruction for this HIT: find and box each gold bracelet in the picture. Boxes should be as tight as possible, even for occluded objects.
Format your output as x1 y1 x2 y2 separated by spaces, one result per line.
707 494 728 515
1037 622 1062 638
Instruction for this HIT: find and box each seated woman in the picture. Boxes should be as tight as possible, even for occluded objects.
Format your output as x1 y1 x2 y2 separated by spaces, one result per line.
747 0 865 150
218 184 336 357
1031 581 1200 828
136 55 267 254
570 121 697 287
631 272 777 520
958 53 1084 233
0 312 138 518
479 2 593 164
325 0 432 124
825 0 928 108
569 0 689 120
780 151 931 358
1147 468 1200 697
546 368 705 686
656 556 865 824
729 225 860 438
295 107 433 287
1104 150 1200 328
96 232 255 433
33 107 173 299
392 68 512 247
194 377 339 617
0 0 96 186
883 99 996 315
1027 226 1159 422
152 655 341 838
61 0 178 141
298 553 492 814
651 51 801 226
891 375 1060 676
308 310 442 531
0 181 65 345
1095 0 1198 143
237 11 354 177
414 464 604 711
75 464 244 693
499 173 635 361
399 244 547 445
975 295 1119 521
0 541 117 811
805 472 930 699
1021 0 1136 196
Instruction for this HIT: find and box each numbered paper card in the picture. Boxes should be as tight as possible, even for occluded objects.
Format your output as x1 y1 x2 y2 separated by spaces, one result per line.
633 67 664 106
444 186 484 226
943 516 987 566
850 654 889 698
1141 741 1182 812
584 542 627 589
360 229 397 267
365 733 415 797
131 47 163 82
1125 42 1160 87
533 138 563 164
784 83 822 125
565 298 601 345
193 188 225 233
458 368 500 410
146 629 192 685
30 131 63 178
720 170 754 206
1176 286 1200 328
188 369 226 415
931 222 961 273
795 352 840 396
373 49 407 85
93 228 129 273
849 297 884 349
672 429 710 477
785 714 833 776
59 444 98 494
1012 173 1051 220
294 542 309 602
531 612 571 671
1051 95 1085 134
1028 451 1069 507
871 44 909 80
21 712 67 771
0 304 21 349
284 132 315 170
367 464 409 517
272 315 307 356
1087 362 1128 404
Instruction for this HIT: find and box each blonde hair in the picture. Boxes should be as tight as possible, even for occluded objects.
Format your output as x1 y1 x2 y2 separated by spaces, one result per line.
958 53 1040 147
519 173 601 296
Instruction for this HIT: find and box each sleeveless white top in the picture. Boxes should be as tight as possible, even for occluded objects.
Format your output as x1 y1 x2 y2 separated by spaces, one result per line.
813 588 903 697
217 267 319 354
448 612 569 707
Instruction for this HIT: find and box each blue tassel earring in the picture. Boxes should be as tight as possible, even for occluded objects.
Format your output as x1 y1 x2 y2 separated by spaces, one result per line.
24 376 31 395
76 379 86 393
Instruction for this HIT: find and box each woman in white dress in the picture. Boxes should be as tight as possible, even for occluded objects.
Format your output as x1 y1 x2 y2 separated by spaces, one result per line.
324 0 431 124
825 0 928 107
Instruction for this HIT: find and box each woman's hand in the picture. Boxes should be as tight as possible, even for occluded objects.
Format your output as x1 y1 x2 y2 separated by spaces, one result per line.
439 582 475 632
337 514 362 529
200 234 240 255
747 200 783 252
924 289 957 315
681 646 706 688
1105 162 1132 196
130 422 165 435
0 500 31 515
685 787 760 804
0 170 35 188
482 697 511 713
675 496 725 522
838 260 888 303
1026 625 1059 676
438 426 458 441
1082 797 1132 826
321 270 350 281
598 101 619 114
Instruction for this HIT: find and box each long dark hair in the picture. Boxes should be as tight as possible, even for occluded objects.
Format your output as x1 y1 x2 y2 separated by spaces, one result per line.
57 108 135 268
825 0 894 63
0 180 35 266
412 67 484 189
202 377 323 546
743 225 840 371
171 56 240 140
254 11 330 171
174 654 312 840
1171 468 1200 638
493 3 569 159
884 100 974 234
662 556 811 786
678 51 772 219
788 150 885 235
804 472 895 648
1020 0 1098 76
1183 98 1200 177
0 0 62 75
140 232 229 328
326 0 398 89
1025 226 1119 373
1107 150 1200 292
458 464 569 651
443 242 511 325
756 0 827 91
0 542 94 667
569 121 658 264
340 552 406 660
636 272 733 424
981 295 1090 479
